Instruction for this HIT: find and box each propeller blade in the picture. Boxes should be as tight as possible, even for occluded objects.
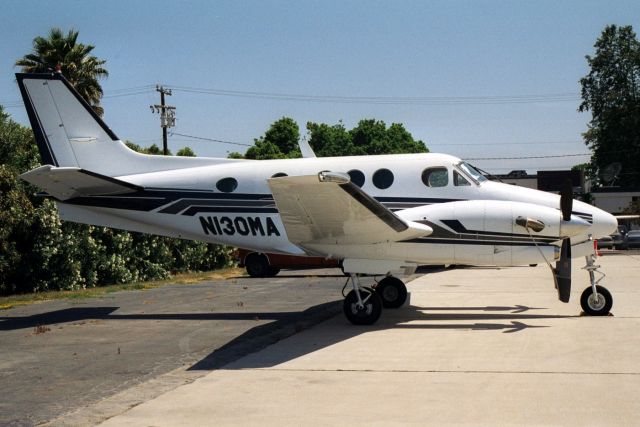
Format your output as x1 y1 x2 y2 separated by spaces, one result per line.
560 179 573 221
554 239 571 303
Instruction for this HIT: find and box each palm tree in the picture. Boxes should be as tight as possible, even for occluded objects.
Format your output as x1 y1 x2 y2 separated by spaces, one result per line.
16 28 108 116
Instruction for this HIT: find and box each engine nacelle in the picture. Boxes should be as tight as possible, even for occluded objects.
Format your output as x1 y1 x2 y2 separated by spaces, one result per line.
398 200 566 266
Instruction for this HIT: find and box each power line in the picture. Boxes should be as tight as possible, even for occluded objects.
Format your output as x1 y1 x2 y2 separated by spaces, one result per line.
464 153 591 160
0 85 156 108
169 131 253 147
167 85 580 105
2 84 580 107
430 140 584 146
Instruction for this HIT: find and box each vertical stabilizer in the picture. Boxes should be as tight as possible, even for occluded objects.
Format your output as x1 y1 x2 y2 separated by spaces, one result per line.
15 73 235 177
16 72 119 169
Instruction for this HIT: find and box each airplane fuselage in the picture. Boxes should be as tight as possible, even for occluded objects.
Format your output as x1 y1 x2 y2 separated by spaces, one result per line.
57 152 617 267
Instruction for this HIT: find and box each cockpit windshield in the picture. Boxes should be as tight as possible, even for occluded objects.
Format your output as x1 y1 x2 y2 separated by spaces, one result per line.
458 162 488 183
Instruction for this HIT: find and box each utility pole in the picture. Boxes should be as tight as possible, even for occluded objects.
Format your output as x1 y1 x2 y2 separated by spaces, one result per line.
150 86 176 155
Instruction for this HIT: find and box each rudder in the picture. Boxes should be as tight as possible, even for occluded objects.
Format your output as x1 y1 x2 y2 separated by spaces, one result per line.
16 72 121 169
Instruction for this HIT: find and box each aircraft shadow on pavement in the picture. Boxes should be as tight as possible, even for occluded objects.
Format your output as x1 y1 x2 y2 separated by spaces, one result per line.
201 304 577 371
0 304 339 332
0 303 576 372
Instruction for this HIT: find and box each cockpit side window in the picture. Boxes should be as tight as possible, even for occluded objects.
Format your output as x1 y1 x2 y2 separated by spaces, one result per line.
421 167 448 187
454 171 471 186
458 162 487 183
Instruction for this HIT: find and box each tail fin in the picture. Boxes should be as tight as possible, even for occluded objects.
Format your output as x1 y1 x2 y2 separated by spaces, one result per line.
16 72 123 169
16 72 230 177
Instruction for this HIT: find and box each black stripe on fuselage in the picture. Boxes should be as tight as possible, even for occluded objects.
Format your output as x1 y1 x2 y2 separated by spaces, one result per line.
63 190 275 212
403 238 553 247
159 198 276 215
183 206 279 216
59 190 559 247
434 219 559 242
414 219 559 246
61 191 464 215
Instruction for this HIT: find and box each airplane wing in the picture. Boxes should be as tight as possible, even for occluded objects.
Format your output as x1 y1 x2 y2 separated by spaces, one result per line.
20 165 141 200
267 172 432 246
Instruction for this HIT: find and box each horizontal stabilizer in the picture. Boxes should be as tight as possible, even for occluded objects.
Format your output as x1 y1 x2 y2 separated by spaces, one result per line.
20 165 141 200
268 172 432 246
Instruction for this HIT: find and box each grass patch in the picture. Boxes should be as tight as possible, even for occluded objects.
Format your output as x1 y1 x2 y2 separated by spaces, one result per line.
0 267 245 310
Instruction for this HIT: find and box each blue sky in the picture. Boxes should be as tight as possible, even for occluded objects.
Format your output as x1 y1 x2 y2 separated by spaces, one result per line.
1 0 639 173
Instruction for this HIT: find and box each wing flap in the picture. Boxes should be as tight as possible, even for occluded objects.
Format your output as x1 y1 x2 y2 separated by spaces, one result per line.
20 165 141 200
268 173 432 245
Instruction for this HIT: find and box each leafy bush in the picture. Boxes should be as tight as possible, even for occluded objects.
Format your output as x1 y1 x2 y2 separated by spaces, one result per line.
0 108 233 295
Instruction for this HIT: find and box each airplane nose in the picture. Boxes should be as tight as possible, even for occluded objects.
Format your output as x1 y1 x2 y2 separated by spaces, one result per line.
572 200 617 239
591 209 618 238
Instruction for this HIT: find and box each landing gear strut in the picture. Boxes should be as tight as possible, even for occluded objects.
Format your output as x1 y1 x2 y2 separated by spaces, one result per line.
375 276 408 308
343 274 382 325
580 254 613 316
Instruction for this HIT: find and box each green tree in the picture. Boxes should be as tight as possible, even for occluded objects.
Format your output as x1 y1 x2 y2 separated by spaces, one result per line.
579 25 640 186
308 119 428 157
350 120 427 155
245 117 301 159
233 117 428 160
227 151 245 159
0 110 233 295
176 146 196 157
125 141 174 156
15 28 108 116
306 121 357 156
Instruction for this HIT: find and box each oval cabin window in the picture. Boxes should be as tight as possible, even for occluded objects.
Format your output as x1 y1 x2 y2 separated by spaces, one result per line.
372 168 394 189
347 169 365 187
216 177 238 193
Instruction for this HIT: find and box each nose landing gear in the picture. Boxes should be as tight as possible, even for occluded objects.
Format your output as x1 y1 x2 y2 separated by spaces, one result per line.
580 254 613 316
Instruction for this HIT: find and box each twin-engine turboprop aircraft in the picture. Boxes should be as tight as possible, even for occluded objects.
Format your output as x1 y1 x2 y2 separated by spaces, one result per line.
16 72 618 324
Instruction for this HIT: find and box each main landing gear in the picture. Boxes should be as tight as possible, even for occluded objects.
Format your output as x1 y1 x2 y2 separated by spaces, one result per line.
580 254 613 316
375 276 408 308
342 274 408 325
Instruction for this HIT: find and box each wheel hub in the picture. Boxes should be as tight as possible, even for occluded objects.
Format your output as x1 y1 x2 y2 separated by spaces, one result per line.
351 302 372 316
381 286 398 301
588 293 606 311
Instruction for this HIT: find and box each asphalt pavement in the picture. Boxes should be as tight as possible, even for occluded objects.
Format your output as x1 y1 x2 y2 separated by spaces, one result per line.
0 269 352 426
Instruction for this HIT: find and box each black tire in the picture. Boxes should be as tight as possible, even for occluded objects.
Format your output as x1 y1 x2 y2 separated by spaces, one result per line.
267 266 280 277
580 285 613 316
375 276 407 309
343 288 382 325
245 253 270 278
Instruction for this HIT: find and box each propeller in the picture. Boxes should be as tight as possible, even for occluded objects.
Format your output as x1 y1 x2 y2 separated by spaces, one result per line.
554 179 573 303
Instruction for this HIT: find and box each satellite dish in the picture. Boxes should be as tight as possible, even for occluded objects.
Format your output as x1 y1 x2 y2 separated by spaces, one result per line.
600 162 622 185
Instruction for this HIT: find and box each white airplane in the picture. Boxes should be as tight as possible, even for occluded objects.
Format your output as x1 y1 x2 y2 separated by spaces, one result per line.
16 72 618 325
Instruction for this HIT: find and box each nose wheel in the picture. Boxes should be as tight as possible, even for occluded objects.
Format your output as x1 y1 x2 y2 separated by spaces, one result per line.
580 254 613 316
580 285 612 316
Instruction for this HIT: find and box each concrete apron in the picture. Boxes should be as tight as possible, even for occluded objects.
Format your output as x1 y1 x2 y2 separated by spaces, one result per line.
99 254 640 426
